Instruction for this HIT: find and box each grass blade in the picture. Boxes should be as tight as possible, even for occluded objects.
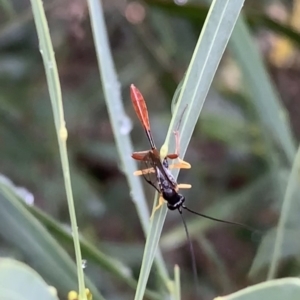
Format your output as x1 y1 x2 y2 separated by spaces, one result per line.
86 0 170 290
219 278 300 300
174 265 181 300
229 15 296 163
29 0 88 298
134 0 245 299
229 16 297 280
0 178 103 300
26 203 162 300
267 146 300 278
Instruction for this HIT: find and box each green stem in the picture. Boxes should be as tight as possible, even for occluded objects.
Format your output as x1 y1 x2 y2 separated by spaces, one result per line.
29 0 87 298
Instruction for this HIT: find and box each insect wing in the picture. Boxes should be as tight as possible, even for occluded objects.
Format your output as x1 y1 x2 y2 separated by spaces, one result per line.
156 157 178 189
138 156 161 193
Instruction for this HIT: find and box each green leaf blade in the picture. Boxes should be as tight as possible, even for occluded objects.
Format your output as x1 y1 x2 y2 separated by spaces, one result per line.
134 1 246 299
0 259 59 300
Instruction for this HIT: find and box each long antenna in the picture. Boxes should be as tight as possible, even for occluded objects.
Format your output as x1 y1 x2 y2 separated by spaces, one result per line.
182 205 255 232
178 207 199 297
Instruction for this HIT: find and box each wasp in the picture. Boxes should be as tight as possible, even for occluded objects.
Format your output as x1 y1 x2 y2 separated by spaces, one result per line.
130 84 191 215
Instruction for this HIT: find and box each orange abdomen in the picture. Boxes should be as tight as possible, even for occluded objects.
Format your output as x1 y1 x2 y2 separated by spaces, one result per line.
130 84 151 131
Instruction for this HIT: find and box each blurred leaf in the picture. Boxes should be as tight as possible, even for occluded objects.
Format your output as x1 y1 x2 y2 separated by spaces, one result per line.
196 235 234 292
218 278 300 300
145 0 300 48
200 112 247 146
0 1 59 42
249 228 300 278
251 146 300 279
161 173 272 250
230 16 296 164
26 204 162 300
0 176 104 300
0 258 58 300
144 1 208 26
0 0 16 19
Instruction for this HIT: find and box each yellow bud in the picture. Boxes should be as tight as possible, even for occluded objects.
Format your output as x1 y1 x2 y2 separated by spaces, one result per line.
160 144 168 158
59 126 68 141
68 290 78 300
85 288 93 300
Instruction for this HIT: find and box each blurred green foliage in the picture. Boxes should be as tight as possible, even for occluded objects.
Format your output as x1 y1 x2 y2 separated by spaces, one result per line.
1 0 300 299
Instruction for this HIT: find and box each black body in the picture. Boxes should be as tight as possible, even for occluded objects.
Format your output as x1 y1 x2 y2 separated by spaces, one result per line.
142 151 185 210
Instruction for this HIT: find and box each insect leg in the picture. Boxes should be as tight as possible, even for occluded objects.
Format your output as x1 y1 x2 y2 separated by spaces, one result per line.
169 161 191 170
166 131 191 168
150 195 165 219
132 151 150 161
133 168 155 176
177 183 192 189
